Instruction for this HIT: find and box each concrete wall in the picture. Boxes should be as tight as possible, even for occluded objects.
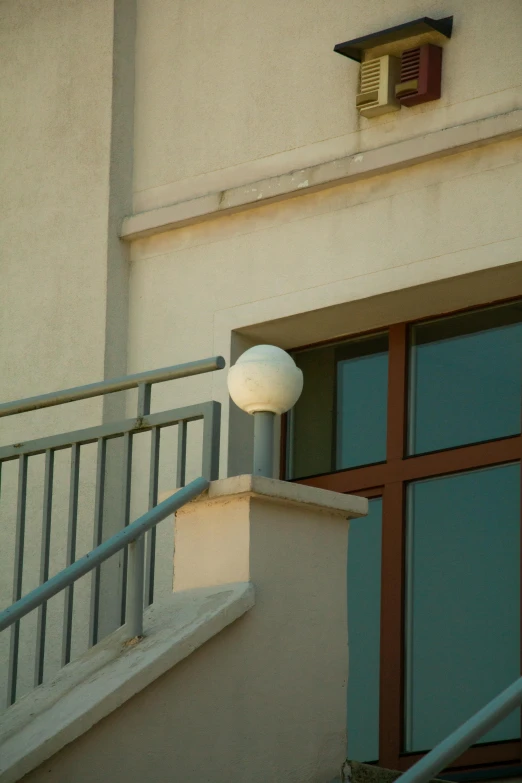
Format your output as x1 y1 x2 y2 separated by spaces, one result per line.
0 0 136 700
0 0 112 434
133 0 522 212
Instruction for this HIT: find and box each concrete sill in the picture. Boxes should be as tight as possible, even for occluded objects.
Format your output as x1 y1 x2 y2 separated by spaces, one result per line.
0 582 255 783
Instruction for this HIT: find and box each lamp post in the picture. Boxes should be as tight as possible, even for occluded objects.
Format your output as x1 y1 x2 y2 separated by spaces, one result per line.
227 345 303 478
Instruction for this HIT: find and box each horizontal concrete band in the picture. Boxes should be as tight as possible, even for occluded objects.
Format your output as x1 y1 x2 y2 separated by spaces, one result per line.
121 109 522 241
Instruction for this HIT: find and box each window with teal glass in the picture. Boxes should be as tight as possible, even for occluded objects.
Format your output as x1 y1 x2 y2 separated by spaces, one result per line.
287 299 522 772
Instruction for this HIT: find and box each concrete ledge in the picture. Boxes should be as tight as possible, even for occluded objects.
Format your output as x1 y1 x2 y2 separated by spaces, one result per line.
121 109 522 240
0 582 255 783
342 761 445 783
202 474 368 518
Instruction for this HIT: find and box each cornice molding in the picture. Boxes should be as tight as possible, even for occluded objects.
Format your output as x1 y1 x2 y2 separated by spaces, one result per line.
121 109 522 242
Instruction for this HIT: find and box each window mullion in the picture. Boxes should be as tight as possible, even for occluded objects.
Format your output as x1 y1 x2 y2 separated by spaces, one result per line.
378 323 408 767
379 480 405 768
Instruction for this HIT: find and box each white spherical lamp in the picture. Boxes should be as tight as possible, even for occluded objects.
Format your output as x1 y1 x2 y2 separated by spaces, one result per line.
227 346 303 478
227 345 303 415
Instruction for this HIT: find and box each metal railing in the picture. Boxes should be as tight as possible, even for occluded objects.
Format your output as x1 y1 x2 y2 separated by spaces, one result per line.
0 357 225 707
396 677 522 783
0 357 224 419
0 479 209 676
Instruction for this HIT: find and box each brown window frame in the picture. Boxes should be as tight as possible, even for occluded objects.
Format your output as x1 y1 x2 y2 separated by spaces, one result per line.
284 306 522 774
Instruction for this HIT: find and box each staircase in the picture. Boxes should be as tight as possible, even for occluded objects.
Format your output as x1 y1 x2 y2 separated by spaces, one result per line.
1 362 522 783
0 360 367 782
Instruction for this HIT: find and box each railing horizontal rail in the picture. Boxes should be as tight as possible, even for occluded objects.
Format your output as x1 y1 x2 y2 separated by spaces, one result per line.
0 476 209 634
397 677 522 783
0 402 214 462
0 357 225 418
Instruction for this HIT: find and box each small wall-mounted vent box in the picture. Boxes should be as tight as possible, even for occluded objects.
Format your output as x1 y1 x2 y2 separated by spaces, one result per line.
395 44 442 106
356 55 401 117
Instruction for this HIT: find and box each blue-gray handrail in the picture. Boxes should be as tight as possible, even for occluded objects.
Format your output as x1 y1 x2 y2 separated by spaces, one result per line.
0 477 208 636
0 356 225 418
396 677 522 783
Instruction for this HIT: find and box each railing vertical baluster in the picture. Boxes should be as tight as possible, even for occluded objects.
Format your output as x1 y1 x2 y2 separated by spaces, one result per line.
62 443 80 666
201 401 221 481
89 438 106 647
7 454 28 706
34 449 54 686
119 432 133 625
145 427 160 607
137 383 151 419
126 535 144 638
176 421 187 488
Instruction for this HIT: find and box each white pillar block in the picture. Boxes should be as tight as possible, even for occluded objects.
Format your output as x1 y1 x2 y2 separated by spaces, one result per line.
173 474 367 783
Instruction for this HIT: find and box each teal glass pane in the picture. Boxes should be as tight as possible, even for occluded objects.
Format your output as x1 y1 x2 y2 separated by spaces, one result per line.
409 302 522 455
288 345 337 479
405 464 520 753
287 333 388 479
336 334 388 470
347 498 382 762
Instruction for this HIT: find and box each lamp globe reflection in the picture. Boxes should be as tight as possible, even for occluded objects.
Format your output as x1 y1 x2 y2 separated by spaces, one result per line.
227 345 303 478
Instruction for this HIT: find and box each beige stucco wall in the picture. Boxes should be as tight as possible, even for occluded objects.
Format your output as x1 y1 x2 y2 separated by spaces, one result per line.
0 0 136 702
0 0 112 433
133 0 522 212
